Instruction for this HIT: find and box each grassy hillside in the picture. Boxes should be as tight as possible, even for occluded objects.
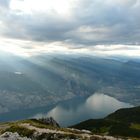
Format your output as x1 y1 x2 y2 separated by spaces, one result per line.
0 118 116 140
0 107 140 139
72 106 140 138
106 106 140 123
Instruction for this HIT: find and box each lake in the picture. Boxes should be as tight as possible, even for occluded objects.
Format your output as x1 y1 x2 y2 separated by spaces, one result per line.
33 93 133 126
0 93 133 126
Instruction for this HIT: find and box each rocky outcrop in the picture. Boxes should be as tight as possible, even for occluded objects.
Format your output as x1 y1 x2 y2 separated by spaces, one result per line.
38 117 60 127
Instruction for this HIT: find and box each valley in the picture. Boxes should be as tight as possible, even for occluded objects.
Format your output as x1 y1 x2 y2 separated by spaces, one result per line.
0 53 140 125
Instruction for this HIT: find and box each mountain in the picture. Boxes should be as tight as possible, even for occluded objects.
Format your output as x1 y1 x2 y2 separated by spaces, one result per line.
0 105 140 140
0 52 140 121
72 106 140 138
0 117 125 140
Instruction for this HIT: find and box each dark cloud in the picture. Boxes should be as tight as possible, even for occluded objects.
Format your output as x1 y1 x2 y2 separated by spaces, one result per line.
0 0 140 47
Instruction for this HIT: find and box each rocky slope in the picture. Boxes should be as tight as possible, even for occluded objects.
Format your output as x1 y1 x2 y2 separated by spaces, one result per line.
0 117 125 140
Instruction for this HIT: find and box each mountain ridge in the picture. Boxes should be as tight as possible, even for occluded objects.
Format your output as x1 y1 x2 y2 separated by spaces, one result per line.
0 106 140 139
72 106 140 138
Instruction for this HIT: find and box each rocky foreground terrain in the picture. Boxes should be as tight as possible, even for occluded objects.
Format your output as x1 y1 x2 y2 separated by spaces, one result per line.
0 117 126 140
0 106 140 140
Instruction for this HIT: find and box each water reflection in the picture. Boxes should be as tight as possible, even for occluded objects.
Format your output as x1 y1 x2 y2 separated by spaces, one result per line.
34 93 133 126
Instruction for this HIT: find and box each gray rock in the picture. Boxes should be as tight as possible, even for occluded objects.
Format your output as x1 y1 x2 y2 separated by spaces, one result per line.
0 132 31 140
38 117 60 127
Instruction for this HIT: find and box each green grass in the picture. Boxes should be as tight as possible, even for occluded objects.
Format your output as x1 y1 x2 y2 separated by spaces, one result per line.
73 120 140 138
72 106 140 138
0 119 87 140
130 124 140 130
19 119 57 129
19 119 85 135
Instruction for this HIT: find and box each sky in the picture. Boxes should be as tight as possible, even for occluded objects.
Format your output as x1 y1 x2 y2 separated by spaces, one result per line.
0 0 140 57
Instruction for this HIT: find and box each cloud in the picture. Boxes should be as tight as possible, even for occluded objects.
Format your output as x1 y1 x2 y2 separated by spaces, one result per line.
0 0 140 55
1 37 140 58
0 0 10 8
